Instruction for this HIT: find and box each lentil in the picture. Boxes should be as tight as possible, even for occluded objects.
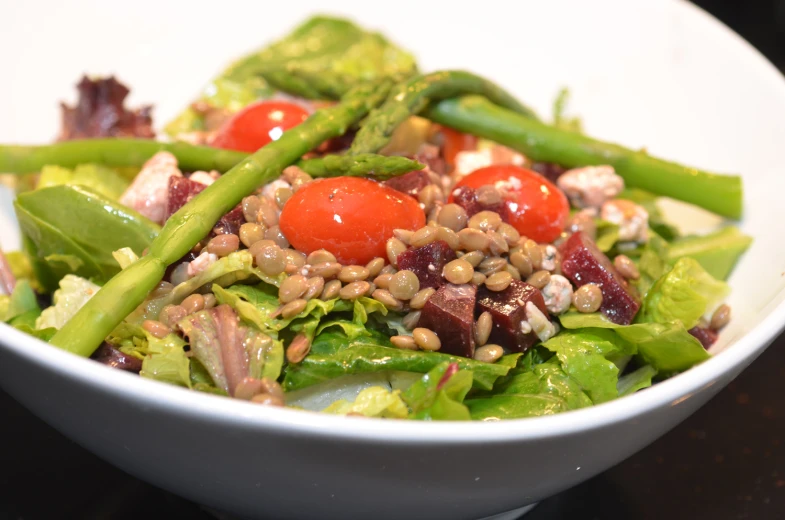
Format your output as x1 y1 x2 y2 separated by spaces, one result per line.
170 263 190 287
365 257 385 278
158 304 187 328
279 275 308 303
413 327 441 351
284 249 306 270
250 393 285 406
486 271 513 292
475 311 493 346
418 184 444 212
302 276 325 300
410 225 439 248
340 281 372 300
391 335 418 350
265 225 289 249
142 319 171 339
389 270 420 300
286 334 311 363
527 270 552 290
479 256 507 275
572 283 603 313
242 195 262 223
505 264 522 281
339 265 371 283
234 378 265 400
372 289 403 310
274 186 293 209
203 294 217 309
380 264 397 276
255 244 287 275
458 228 491 251
436 226 461 250
437 203 468 231
402 310 421 330
409 287 435 310
321 279 342 300
281 298 308 319
474 344 504 363
239 223 266 248
258 198 279 228
206 234 240 257
523 239 542 269
462 250 485 267
309 262 342 279
386 237 407 266
488 230 509 255
373 273 393 289
497 223 521 246
471 271 487 285
393 228 414 245
468 210 502 232
476 185 502 206
181 294 205 315
249 239 276 259
613 254 640 280
307 249 337 265
443 258 474 284
710 304 731 330
150 281 174 298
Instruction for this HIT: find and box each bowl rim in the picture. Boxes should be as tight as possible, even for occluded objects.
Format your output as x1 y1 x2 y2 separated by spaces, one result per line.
2 0 784 445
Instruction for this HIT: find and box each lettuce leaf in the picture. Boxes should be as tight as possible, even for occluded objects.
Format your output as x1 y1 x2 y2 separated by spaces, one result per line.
323 386 409 418
35 275 100 330
139 332 192 388
667 226 752 281
402 362 472 421
617 364 657 397
638 257 729 329
0 279 39 323
37 164 130 201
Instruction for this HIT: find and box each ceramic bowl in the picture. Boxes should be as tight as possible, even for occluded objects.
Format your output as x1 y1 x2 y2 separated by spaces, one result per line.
1 1 784 519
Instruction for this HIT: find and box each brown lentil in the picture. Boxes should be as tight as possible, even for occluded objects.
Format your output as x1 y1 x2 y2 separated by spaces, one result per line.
259 376 285 401
239 223 266 248
290 173 312 192
142 319 171 339
206 234 240 257
486 271 513 292
389 270 420 300
436 226 461 250
242 195 262 223
413 327 441 351
458 228 491 251
286 333 311 363
572 283 603 313
365 257 386 278
409 287 435 310
339 281 372 300
170 263 190 287
181 294 205 315
284 249 306 270
461 250 485 267
203 294 217 309
386 237 407 266
510 250 534 277
418 184 444 212
613 255 640 280
487 230 509 256
150 281 174 298
321 279 342 300
393 228 414 245
274 186 293 209
372 289 403 310
443 259 474 284
250 393 285 407
475 311 493 346
505 264 522 281
309 262 342 279
479 256 508 275
339 265 370 283
307 249 337 265
497 223 521 246
380 264 397 276
264 225 289 249
279 275 308 303
258 198 279 228
410 225 439 248
527 270 552 290
471 272 487 285
437 203 468 231
523 239 542 270
282 165 308 184
474 344 504 363
248 239 276 259
710 304 731 330
476 185 503 207
255 244 287 275
567 210 597 239
159 304 187 328
402 310 421 330
281 298 307 319
302 276 325 300
427 206 442 225
468 210 502 232
373 273 393 289
390 335 418 350
234 377 265 400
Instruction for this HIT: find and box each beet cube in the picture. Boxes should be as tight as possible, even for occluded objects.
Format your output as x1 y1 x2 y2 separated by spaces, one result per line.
166 176 206 221
396 240 456 289
451 185 507 218
213 205 244 236
688 326 718 350
476 280 549 353
417 284 477 358
560 232 640 325
383 170 433 199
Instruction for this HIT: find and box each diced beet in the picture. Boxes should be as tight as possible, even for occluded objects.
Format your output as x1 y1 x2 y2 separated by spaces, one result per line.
166 176 205 221
560 232 640 325
417 284 477 358
396 240 456 289
415 144 447 176
213 205 244 236
91 343 143 373
476 280 549 353
383 170 433 199
451 185 507 218
689 326 718 350
531 162 567 184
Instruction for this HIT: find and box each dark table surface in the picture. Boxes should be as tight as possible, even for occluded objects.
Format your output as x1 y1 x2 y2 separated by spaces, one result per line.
2 1 785 519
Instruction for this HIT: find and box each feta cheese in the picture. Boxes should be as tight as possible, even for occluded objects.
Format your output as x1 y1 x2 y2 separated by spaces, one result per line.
601 199 649 242
557 165 624 209
119 151 182 224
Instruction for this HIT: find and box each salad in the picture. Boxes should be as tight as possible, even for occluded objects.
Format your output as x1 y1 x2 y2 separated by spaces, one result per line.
0 16 751 421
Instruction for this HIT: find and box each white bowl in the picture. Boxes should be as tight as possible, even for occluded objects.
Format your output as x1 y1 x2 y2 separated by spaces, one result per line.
1 1 784 519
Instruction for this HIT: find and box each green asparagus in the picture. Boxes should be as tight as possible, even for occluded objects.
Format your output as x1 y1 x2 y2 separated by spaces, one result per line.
297 154 424 180
424 96 743 219
349 70 538 155
50 82 393 357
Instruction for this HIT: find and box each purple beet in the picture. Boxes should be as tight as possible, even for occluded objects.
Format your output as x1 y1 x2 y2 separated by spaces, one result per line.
213 205 244 236
383 170 433 199
91 343 143 373
560 232 640 325
397 240 456 289
689 326 718 350
166 176 205 221
531 162 567 184
450 185 507 218
476 280 549 353
417 284 477 358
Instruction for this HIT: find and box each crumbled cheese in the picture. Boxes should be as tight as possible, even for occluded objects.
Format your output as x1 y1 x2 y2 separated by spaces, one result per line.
119 151 182 224
541 275 574 315
519 320 532 334
557 165 624 209
187 251 218 277
525 301 556 342
601 199 649 242
541 245 559 272
189 170 219 186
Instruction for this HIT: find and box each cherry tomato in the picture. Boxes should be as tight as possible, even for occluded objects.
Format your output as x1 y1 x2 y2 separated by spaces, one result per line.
279 177 426 265
211 100 309 153
450 165 569 243
440 126 478 166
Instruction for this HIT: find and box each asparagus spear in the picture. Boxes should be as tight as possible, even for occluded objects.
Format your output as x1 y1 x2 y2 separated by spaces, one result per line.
297 154 424 179
425 95 743 219
349 70 538 154
49 82 392 357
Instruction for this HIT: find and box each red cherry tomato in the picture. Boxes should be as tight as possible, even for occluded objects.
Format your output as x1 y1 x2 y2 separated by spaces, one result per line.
211 100 309 153
450 165 569 243
279 177 426 265
440 126 478 166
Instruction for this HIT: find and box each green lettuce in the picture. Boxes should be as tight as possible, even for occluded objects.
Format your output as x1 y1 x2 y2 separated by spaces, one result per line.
37 164 129 201
617 364 657 397
667 226 752 281
0 279 38 323
617 188 679 241
140 332 192 388
35 275 100 330
401 362 472 421
323 386 409 418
